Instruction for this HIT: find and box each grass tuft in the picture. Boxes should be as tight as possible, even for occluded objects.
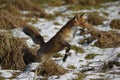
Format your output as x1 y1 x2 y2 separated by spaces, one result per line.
110 19 120 29
85 53 98 60
53 53 63 58
71 45 84 53
67 65 76 69
87 13 104 25
0 33 36 70
38 60 67 77
73 73 87 80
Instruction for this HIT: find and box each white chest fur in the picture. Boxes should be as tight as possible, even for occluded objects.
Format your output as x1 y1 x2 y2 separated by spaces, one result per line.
65 26 81 43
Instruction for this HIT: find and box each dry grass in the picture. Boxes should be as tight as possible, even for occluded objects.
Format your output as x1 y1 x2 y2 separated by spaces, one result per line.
64 0 78 4
0 33 36 70
110 19 120 29
79 0 97 6
94 31 120 48
0 10 26 30
79 24 120 48
38 60 67 77
0 0 48 29
87 13 104 25
73 73 87 80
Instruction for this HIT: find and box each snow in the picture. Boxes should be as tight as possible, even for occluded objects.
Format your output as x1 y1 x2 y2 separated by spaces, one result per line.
1 72 13 78
1 1 120 80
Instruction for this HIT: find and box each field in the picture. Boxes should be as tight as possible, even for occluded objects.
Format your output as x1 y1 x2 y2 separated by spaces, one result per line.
0 0 120 80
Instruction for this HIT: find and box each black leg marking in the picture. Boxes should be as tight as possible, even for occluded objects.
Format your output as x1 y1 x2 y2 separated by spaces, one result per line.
62 42 71 62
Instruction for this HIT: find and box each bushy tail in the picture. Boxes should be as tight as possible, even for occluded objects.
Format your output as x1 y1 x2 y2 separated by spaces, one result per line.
22 25 45 46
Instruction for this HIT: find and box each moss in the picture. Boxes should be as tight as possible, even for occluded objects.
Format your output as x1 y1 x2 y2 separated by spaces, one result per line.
67 65 76 69
85 53 98 60
71 45 84 53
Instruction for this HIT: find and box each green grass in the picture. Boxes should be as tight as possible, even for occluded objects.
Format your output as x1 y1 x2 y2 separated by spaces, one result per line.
71 45 84 53
67 65 76 69
85 53 99 60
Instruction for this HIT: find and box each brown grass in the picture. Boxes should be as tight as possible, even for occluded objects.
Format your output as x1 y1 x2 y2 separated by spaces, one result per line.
64 0 78 4
87 13 104 25
94 31 120 48
79 24 120 48
38 60 67 77
0 0 48 29
79 0 97 6
0 10 26 30
0 33 36 70
110 19 120 29
14 0 47 18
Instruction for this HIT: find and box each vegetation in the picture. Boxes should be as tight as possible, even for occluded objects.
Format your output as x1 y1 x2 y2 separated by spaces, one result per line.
38 60 67 76
73 73 87 80
71 45 84 53
67 65 76 69
53 53 63 58
0 0 120 79
110 19 120 29
85 53 98 60
87 13 104 25
0 33 36 70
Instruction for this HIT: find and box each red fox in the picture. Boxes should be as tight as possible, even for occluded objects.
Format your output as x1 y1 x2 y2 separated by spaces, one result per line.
23 13 89 63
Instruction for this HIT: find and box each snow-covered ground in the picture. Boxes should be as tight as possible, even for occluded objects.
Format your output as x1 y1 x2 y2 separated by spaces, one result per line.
0 1 120 80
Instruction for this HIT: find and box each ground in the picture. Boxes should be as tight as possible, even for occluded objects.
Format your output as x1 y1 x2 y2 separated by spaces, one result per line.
0 1 120 80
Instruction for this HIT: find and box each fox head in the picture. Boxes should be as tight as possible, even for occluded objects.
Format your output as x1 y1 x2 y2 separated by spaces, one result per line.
71 13 89 32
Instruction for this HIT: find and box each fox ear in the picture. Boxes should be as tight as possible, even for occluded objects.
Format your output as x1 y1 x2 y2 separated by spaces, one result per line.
80 13 88 19
74 14 81 21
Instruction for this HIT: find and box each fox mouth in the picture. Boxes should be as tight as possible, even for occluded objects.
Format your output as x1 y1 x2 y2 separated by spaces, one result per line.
79 28 85 32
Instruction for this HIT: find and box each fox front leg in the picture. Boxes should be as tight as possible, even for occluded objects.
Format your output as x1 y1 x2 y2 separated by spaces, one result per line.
63 43 71 62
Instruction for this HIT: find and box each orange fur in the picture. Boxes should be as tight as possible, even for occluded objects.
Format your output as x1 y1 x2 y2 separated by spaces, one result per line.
23 13 89 63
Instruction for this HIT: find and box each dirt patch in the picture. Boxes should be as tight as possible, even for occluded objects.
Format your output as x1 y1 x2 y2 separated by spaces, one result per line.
110 19 120 29
0 33 36 70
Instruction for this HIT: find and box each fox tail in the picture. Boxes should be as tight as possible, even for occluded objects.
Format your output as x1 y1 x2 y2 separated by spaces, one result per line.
22 25 45 46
